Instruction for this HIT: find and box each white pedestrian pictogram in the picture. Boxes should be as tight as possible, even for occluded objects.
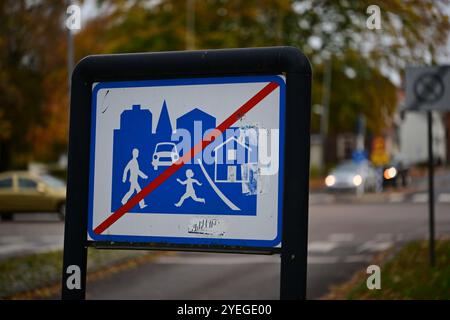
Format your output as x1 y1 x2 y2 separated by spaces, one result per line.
175 169 205 207
122 148 148 209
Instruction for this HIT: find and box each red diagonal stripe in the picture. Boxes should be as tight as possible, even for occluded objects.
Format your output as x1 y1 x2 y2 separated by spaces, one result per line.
94 81 279 235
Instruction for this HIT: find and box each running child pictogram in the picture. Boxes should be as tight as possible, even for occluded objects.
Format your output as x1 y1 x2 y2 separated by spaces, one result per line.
175 169 206 207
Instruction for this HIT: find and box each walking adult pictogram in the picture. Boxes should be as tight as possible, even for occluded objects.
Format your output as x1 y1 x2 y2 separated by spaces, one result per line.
121 148 148 209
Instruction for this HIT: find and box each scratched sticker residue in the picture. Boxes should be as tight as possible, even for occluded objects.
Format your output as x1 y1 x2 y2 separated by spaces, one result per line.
188 217 227 236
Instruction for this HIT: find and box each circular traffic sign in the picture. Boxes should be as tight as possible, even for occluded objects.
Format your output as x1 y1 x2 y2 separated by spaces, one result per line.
414 73 444 103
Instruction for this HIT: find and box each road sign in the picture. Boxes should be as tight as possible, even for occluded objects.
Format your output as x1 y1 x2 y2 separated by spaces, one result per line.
403 65 445 267
404 66 450 111
351 150 367 163
61 47 312 300
370 136 389 166
89 76 285 247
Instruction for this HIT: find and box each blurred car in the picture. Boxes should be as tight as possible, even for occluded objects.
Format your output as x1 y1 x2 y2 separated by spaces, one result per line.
383 161 411 188
0 171 66 221
324 160 377 195
152 142 179 170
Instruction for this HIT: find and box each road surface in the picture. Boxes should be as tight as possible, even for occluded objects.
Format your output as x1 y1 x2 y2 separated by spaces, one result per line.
0 213 63 261
1 171 450 299
83 201 450 299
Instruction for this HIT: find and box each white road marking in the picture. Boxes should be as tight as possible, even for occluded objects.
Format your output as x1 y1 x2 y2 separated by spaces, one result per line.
308 241 337 253
357 241 392 253
438 193 450 203
329 233 354 242
412 193 428 203
308 256 339 264
389 193 405 203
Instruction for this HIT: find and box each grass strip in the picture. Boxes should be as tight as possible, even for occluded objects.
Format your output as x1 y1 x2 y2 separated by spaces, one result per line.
324 239 450 300
0 248 164 299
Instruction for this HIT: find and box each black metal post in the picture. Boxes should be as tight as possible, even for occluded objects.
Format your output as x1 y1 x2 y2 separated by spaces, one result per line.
61 64 90 300
280 71 311 300
427 111 436 267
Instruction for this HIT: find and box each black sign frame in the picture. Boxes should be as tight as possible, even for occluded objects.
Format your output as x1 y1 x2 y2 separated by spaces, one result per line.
61 46 311 300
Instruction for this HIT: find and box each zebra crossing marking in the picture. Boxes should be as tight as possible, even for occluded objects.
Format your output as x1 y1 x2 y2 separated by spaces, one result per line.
412 193 428 203
438 193 450 203
389 193 405 203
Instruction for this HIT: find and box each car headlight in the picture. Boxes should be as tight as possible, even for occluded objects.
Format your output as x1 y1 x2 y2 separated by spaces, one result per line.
384 167 397 180
325 175 336 187
353 174 363 186
153 154 158 160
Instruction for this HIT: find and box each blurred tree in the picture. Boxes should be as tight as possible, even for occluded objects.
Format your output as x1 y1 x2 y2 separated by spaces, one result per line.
1 0 449 168
320 49 397 135
78 0 449 135
291 0 450 133
0 0 68 169
292 0 450 67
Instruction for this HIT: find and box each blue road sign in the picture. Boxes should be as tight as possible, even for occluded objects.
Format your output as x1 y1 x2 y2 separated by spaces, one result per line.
88 76 286 247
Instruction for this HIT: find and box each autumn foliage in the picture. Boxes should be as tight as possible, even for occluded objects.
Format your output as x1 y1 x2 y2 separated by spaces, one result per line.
1 0 449 169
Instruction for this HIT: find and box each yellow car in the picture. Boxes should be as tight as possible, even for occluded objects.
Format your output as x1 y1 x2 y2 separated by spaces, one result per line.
0 171 66 221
